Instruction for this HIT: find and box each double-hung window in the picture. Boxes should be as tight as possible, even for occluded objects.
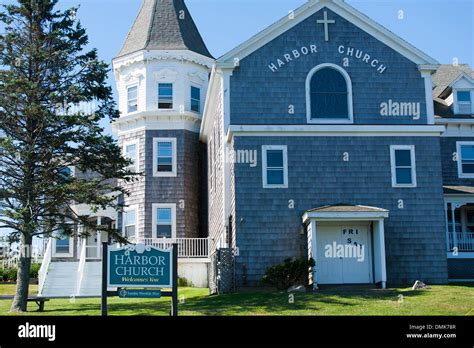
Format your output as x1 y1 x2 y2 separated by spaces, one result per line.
123 140 139 172
390 145 417 187
191 86 201 112
158 83 173 109
262 145 288 188
153 138 177 177
457 91 472 115
457 142 474 178
123 206 137 239
152 204 176 239
127 85 138 113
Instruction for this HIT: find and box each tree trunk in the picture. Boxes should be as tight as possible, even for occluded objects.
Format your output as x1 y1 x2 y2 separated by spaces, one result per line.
10 234 32 312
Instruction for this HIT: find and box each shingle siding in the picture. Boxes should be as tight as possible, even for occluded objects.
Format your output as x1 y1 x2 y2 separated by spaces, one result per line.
232 136 448 286
207 88 226 251
144 130 201 239
118 129 201 239
118 130 147 237
230 8 427 126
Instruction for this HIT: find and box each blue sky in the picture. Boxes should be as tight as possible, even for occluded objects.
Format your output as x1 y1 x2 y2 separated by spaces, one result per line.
1 0 473 134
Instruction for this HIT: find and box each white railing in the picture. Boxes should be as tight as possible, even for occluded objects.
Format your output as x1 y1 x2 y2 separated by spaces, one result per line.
38 239 52 296
448 231 474 251
0 258 18 269
76 239 87 296
136 238 210 258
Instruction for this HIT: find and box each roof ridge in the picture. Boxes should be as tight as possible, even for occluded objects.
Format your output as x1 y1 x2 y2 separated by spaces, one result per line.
144 0 159 49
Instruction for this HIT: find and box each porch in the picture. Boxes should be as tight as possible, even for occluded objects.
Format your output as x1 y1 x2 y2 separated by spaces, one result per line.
445 200 474 255
303 204 389 290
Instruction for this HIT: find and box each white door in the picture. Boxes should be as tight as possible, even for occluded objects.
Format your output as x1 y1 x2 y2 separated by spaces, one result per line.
316 225 343 284
317 224 372 285
341 226 371 284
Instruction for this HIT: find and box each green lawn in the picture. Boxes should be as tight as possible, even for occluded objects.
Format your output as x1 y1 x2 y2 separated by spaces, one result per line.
0 284 473 316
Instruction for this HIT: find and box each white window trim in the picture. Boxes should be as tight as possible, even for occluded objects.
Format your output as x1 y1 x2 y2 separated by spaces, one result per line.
262 145 288 189
123 139 139 173
153 138 177 177
126 84 139 115
157 82 174 111
306 63 354 124
52 236 74 258
456 141 474 178
152 203 177 239
390 145 417 188
190 84 202 113
122 204 139 240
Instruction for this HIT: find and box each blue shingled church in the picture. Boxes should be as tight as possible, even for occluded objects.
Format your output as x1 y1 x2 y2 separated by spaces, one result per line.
38 0 474 297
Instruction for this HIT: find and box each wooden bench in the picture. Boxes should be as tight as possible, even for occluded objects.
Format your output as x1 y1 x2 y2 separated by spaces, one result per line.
27 297 49 312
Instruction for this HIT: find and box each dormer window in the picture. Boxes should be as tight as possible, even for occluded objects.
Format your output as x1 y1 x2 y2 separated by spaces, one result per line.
457 91 472 114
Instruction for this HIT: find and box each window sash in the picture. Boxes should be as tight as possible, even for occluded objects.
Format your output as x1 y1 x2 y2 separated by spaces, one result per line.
127 86 138 113
460 144 474 174
125 144 137 161
158 84 173 109
457 91 471 103
391 146 416 187
191 86 200 112
394 150 413 185
263 146 287 188
157 142 173 172
154 205 174 238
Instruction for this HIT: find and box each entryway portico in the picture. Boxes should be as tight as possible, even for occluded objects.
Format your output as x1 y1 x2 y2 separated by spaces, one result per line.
303 205 389 290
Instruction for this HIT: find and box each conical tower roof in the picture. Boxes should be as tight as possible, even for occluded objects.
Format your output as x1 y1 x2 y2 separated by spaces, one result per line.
117 0 213 58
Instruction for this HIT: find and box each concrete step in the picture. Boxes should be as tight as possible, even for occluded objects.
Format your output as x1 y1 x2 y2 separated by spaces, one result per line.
40 261 79 297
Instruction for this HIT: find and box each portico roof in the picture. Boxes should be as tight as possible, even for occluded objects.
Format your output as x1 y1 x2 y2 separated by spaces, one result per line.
444 186 474 195
302 204 389 223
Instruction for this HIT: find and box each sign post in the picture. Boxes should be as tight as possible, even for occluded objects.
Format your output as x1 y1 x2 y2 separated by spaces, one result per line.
171 243 178 316
101 233 109 317
103 242 178 316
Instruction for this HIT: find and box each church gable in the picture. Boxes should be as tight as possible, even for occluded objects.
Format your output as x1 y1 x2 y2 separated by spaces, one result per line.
224 3 437 126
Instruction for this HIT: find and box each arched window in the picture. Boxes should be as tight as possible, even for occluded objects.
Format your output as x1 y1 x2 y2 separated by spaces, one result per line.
306 64 353 123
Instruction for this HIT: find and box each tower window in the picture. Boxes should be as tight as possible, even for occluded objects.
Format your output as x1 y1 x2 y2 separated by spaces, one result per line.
153 138 177 177
158 83 173 109
152 204 176 239
191 86 201 112
127 85 138 113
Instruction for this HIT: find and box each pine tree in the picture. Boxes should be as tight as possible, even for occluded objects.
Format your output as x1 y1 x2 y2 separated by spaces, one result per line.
0 0 134 312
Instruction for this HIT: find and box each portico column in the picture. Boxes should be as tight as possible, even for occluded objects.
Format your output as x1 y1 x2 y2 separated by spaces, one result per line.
373 219 387 289
308 220 317 290
451 204 458 249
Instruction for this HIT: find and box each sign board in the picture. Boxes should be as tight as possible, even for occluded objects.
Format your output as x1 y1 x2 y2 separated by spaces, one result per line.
108 244 173 288
118 289 162 299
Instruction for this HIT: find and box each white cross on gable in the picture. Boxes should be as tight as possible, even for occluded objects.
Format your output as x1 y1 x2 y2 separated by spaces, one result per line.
317 10 336 42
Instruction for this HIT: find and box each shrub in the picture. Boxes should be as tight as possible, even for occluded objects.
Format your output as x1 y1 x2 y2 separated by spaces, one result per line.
29 263 41 279
262 258 315 290
178 276 193 288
